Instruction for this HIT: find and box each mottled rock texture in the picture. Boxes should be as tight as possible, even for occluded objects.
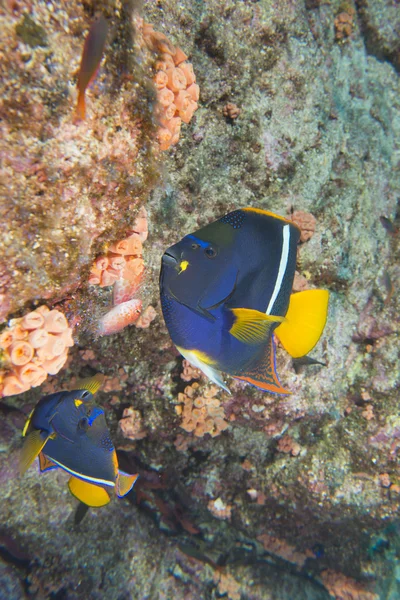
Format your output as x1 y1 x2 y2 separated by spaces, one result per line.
0 0 399 598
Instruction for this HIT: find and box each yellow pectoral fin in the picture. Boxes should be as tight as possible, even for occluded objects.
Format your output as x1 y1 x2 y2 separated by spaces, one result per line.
22 409 35 437
68 477 110 507
74 373 105 395
230 308 285 345
275 289 329 358
116 472 139 498
20 430 49 476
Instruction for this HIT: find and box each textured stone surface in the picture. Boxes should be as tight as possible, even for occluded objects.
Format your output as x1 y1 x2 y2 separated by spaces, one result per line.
0 0 399 598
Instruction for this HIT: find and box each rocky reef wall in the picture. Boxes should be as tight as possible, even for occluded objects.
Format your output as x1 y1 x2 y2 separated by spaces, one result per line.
0 0 399 598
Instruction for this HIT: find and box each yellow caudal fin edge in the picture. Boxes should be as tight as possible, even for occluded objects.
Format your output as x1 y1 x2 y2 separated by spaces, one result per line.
275 290 329 358
116 472 139 498
20 430 49 476
230 308 285 345
68 477 110 507
74 373 105 395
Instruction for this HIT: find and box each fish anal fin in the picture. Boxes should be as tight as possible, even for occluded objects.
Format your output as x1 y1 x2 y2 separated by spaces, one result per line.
177 347 231 393
230 308 285 345
68 476 110 507
116 471 139 498
75 373 104 395
20 430 49 476
233 338 290 395
39 452 57 472
275 290 329 358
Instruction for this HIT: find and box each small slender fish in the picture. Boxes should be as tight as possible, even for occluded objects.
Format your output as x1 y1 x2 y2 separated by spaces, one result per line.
382 272 394 306
76 14 108 121
292 355 326 374
379 216 397 235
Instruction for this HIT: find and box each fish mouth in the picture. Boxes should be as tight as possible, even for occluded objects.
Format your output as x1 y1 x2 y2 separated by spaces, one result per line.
162 252 178 267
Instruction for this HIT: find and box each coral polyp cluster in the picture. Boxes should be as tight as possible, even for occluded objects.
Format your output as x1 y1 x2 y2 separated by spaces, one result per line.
141 20 199 151
0 306 73 397
89 208 150 335
176 382 229 438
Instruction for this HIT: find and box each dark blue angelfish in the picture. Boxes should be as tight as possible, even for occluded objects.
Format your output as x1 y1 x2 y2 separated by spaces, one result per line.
160 208 329 394
20 374 138 507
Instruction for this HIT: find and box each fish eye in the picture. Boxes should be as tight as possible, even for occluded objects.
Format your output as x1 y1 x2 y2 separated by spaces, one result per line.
205 246 217 259
191 243 199 250
78 417 89 432
81 391 90 399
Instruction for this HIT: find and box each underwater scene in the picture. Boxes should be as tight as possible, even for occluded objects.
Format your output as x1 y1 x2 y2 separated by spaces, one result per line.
0 0 399 598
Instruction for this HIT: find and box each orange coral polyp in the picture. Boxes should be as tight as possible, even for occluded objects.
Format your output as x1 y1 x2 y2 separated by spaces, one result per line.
109 236 142 256
0 330 13 349
16 362 47 386
154 70 168 89
186 83 200 102
179 101 198 124
166 117 181 135
123 257 145 282
2 375 30 397
36 335 66 360
95 256 109 271
174 90 192 112
0 305 74 398
166 67 187 92
44 310 68 333
21 311 45 330
173 47 188 65
158 127 173 150
42 351 68 375
160 103 177 123
158 87 175 107
9 341 34 366
28 328 49 349
179 62 196 85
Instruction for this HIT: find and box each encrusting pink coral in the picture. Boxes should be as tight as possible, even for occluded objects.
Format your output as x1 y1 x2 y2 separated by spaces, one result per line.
118 407 147 441
0 305 74 397
139 20 199 151
176 382 229 438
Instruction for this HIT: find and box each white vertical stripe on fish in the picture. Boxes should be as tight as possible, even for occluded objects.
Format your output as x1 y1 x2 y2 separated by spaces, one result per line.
266 224 290 315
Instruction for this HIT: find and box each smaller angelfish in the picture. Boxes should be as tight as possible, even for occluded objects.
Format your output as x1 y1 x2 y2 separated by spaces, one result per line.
20 374 138 507
76 14 108 121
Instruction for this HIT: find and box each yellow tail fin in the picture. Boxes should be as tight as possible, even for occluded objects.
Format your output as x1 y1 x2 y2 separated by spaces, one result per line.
116 472 139 497
275 289 329 358
68 477 110 507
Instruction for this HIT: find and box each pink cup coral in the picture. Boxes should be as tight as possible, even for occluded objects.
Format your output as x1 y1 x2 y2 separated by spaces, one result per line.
0 305 74 397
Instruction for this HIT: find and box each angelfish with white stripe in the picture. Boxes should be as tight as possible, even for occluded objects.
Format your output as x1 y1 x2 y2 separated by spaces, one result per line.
160 208 329 394
20 374 138 507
